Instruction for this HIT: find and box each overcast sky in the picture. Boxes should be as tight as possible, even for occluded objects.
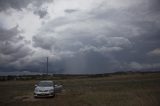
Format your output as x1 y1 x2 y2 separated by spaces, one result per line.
0 0 160 74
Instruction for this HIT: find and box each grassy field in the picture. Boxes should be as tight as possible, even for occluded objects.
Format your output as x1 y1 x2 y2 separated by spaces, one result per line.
0 73 160 106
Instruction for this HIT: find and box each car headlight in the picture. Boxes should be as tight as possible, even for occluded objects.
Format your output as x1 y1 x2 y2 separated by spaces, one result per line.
35 88 39 92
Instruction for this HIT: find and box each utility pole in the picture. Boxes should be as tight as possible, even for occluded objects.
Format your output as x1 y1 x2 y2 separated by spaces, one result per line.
46 57 48 75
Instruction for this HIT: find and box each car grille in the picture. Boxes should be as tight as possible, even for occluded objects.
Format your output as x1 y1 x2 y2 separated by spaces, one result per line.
39 90 48 92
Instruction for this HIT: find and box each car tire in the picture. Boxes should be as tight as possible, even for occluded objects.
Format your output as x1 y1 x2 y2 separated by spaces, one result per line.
34 96 37 98
52 93 55 97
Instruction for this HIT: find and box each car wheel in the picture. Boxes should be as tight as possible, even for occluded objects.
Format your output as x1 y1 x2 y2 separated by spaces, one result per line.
52 93 55 97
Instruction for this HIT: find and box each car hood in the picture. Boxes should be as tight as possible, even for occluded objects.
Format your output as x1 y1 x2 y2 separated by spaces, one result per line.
36 86 54 91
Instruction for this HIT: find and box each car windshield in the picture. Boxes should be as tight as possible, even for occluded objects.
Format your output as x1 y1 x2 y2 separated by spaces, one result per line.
38 81 53 87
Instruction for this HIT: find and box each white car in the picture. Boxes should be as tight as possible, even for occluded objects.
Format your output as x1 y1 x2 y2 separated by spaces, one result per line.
34 80 55 97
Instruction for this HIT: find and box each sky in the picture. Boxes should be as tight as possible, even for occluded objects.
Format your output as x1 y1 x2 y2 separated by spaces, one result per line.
0 0 160 75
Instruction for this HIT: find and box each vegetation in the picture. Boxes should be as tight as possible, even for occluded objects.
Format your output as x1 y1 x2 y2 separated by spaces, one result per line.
0 72 160 106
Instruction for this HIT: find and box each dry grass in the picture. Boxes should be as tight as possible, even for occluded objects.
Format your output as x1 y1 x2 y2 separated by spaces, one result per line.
0 73 160 106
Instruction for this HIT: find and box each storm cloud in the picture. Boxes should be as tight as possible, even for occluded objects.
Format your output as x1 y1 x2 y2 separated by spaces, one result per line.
0 26 33 72
0 0 52 11
0 0 160 74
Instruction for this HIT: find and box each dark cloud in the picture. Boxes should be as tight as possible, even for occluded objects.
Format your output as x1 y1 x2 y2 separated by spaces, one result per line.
0 0 53 12
0 26 33 71
64 9 78 13
33 34 56 50
33 9 48 18
0 25 19 41
0 0 30 11
32 2 160 73
63 51 120 74
149 0 160 12
1 0 160 74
